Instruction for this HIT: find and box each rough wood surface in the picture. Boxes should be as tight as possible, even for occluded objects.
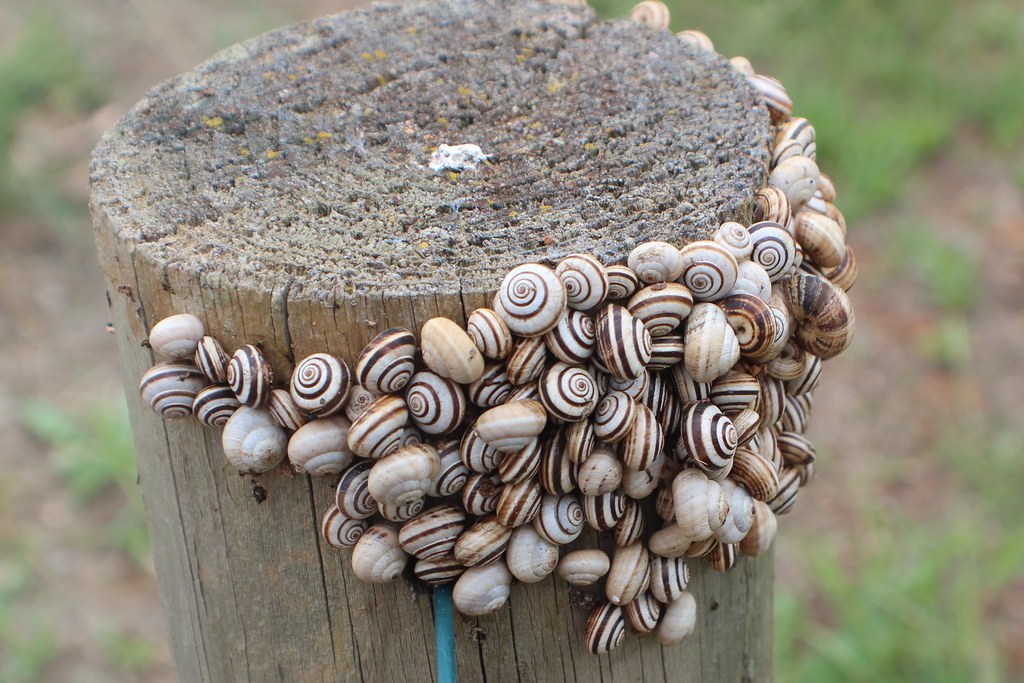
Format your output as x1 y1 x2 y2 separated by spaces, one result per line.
91 1 774 681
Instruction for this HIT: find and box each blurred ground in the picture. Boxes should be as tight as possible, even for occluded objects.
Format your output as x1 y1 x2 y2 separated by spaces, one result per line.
0 1 1022 682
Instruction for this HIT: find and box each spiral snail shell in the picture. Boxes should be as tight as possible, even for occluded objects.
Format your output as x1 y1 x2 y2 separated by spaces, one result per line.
367 443 440 507
140 361 207 419
287 415 352 476
714 222 754 262
729 448 780 502
648 523 692 558
452 561 513 616
266 389 306 432
748 221 797 282
461 472 504 516
497 436 543 483
648 334 687 371
335 460 376 519
613 498 646 547
794 210 845 269
719 293 780 363
733 261 773 301
621 404 663 471
709 371 760 415
538 362 598 422
739 500 778 556
467 308 513 360
769 466 801 515
355 328 416 394
346 394 408 459
624 592 662 634
405 371 467 434
460 426 506 473
555 253 609 311
769 155 820 210
606 265 640 300
543 309 596 364
716 479 756 544
583 489 626 531
577 446 622 496
596 304 653 382
148 313 204 360
343 384 377 422
649 555 689 604
683 303 740 384
670 364 710 404
221 406 288 473
628 282 694 337
539 430 578 495
496 478 543 528
533 493 584 545
585 601 626 655
677 29 714 52
557 548 609 586
774 117 816 165
351 523 407 584
629 0 670 29
753 187 793 229
194 335 229 383
321 506 367 549
673 469 730 542
497 263 568 337
192 384 240 426
606 541 650 606
592 390 636 444
429 440 469 497
398 505 466 560
286 353 349 416
420 317 485 384
823 244 858 292
453 515 511 567
505 336 548 386
476 400 548 453
227 345 273 407
677 241 739 302
506 525 559 583
707 541 738 572
785 273 856 359
657 592 697 646
627 241 685 284
683 402 738 479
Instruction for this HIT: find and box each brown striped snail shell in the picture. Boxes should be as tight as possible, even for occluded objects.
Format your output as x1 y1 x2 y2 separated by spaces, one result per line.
420 317 485 384
672 468 730 542
719 293 779 362
606 541 650 606
592 390 636 443
564 417 596 464
505 525 559 583
785 273 856 360
194 335 229 383
596 304 653 381
497 263 568 337
539 362 598 422
740 500 778 556
748 221 797 282
677 28 714 52
148 313 205 360
823 244 858 291
774 117 816 165
683 303 740 384
683 402 738 478
227 344 273 407
496 478 543 528
707 541 738 572
687 536 722 560
346 394 408 459
505 336 548 385
606 265 640 300
769 155 820 210
583 489 626 531
414 554 465 585
782 394 813 434
670 364 711 404
747 73 793 124
461 472 504 516
624 592 662 635
628 282 694 337
192 384 240 426
751 425 782 472
787 353 822 396
649 555 689 604
777 430 816 470
289 353 351 416
733 260 773 301
767 340 807 381
753 186 793 229
716 479 756 544
355 328 416 394
648 334 687 370
321 506 367 549
621 404 663 471
714 222 754 262
505 380 541 404
629 0 670 29
141 360 206 419
379 502 421 526
497 436 543 483
453 515 511 567
476 400 548 453
657 592 697 646
405 370 467 434
533 493 584 545
351 523 407 583
467 308 513 360
677 241 739 302
287 415 352 476
640 371 667 415
577 446 622 496
452 560 512 616
627 241 685 284
608 370 649 400
648 523 692 558
398 505 467 560
344 384 378 422
429 440 469 497
729 448 780 502
656 480 676 521
335 460 376 519
367 443 440 507
768 466 801 515
558 548 609 586
613 498 646 547
540 429 578 494
221 406 288 473
461 426 506 473
794 210 845 269
268 388 308 432
584 602 626 655
709 370 760 415
555 253 609 311
543 309 596 364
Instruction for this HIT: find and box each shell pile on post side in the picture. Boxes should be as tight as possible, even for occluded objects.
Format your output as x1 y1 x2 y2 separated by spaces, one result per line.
134 0 857 657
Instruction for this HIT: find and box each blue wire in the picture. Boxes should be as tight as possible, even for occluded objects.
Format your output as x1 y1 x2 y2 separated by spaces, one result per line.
434 585 457 683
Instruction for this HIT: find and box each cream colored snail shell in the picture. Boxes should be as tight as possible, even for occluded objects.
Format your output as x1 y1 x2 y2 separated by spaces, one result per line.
453 516 511 567
268 388 308 432
405 370 467 434
747 74 793 124
577 446 622 496
729 448 780 502
592 390 636 443
347 394 408 459
720 293 780 363
824 244 858 292
628 282 694 337
673 468 730 542
378 497 425 524
583 490 626 531
221 406 288 473
794 210 845 269
730 55 755 76
335 460 376 519
629 0 670 29
627 241 685 284
429 440 469 497
460 426 506 473
344 384 377 422
148 313 204 360
733 260 772 301
709 370 760 415
289 353 351 416
543 309 596 365
533 493 584 545
465 361 515 408
740 500 778 556
624 591 663 634
785 273 856 360
538 362 598 422
476 400 548 453
398 505 466 561
140 361 208 419
420 317 485 384
683 402 738 479
596 304 653 382
497 436 543 483
355 327 416 394
657 592 697 646
714 222 754 262
683 303 740 384
649 523 692 558
227 344 273 407
716 479 756 544
287 415 352 476
564 416 596 464
321 506 367 549
621 403 663 471
769 155 820 210
557 548 610 586
677 240 739 302
606 265 640 300
749 221 797 282
556 253 609 311
649 334 687 371
621 464 659 500
461 472 503 516
677 29 714 52
367 443 440 507
606 541 650 606
497 263 568 337
467 307 513 360
351 523 408 584
192 384 240 427
452 561 512 616
539 429 578 495
506 525 559 584
194 335 229 383
753 187 792 228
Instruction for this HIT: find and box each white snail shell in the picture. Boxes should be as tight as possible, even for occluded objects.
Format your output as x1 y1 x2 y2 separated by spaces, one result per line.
708 541 738 572
466 363 514 408
227 345 273 407
649 523 692 558
461 472 504 516
794 210 845 269
628 282 694 337
335 460 376 519
627 241 685 284
733 260 772 301
649 334 687 371
346 394 408 459
583 490 626 531
148 313 204 360
321 506 367 549
355 327 417 394
351 523 407 583
749 221 797 282
495 478 543 528
429 440 469 497
740 500 778 556
367 443 440 507
769 466 802 514
769 155 819 210
192 384 240 426
506 525 559 583
289 353 351 416
140 361 208 419
557 549 610 586
787 353 822 396
677 28 714 52
649 555 689 604
505 380 541 404
613 498 646 547
577 446 622 496
533 493 584 545
497 263 568 337
729 55 755 76
673 468 730 542
452 561 512 616
420 317 485 384
467 308 513 360
683 303 740 384
774 117 816 165
476 400 548 453
716 479 756 544
670 364 710 404
344 384 378 422
767 340 807 381
592 390 635 444
221 406 288 473
538 362 598 422
621 403 663 471
753 187 792 228
606 541 650 606
460 426 506 473
543 309 596 364
714 222 753 262
709 370 760 415
621 463 659 500
606 265 640 300
497 437 543 484
398 505 466 560
657 592 697 646
405 370 467 434
624 592 663 634
505 336 548 385
677 241 739 302
683 402 737 479
287 415 352 476
453 515 511 567
596 304 652 382
563 417 596 464
414 553 465 585
556 254 608 311
194 335 229 383
629 0 670 29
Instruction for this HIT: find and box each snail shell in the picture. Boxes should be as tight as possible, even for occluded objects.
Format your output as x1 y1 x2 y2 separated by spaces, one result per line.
649 555 689 604
398 505 466 560
539 430 578 495
649 523 692 558
753 187 793 229
657 592 697 646
505 336 548 385
748 221 797 282
785 273 856 359
505 525 559 583
751 426 782 472
460 426 506 473
606 541 650 605
544 309 596 364
452 561 512 616
465 362 513 408
656 481 676 521
497 437 543 483
584 602 626 655
823 244 858 291
729 55 755 76
227 345 273 407
683 303 740 383
596 304 653 381
533 493 584 545
709 370 760 415
454 516 511 567
677 29 714 52
405 371 467 434
787 353 822 396
621 404 663 471
476 400 548 453
733 261 773 301
640 371 667 415
557 548 610 586
613 498 645 547
429 440 469 497
194 335 229 383
335 460 376 519
729 448 780 502
467 308 513 360
628 282 694 337
290 353 351 416
355 328 416 394
627 241 685 284
648 334 687 371
747 74 792 124
740 500 778 556
778 430 816 471
608 371 649 400
782 393 814 434
629 0 670 29
192 384 240 426
421 317 485 384
683 402 738 478
268 389 308 432
768 466 801 514
346 394 408 459
621 463 660 499
496 479 543 528
592 390 636 443
720 293 780 362
583 490 626 531
716 479 756 544
623 592 662 634
577 446 622 496
708 541 737 572
414 554 465 585
670 364 710 404
148 313 204 360
344 384 378 422
351 523 407 584
368 443 440 507
461 472 504 516
564 415 597 464
221 406 288 473
767 340 807 381
287 415 352 476
605 265 640 300
677 241 739 302
714 222 754 262
794 210 845 269
774 117 816 165
497 263 568 337
321 506 366 549
556 253 609 311
137 363 195 420
672 469 730 542
769 155 820 210
505 380 541 404
539 362 598 422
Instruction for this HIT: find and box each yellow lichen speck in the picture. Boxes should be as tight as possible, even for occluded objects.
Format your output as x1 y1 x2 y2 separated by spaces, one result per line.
266 150 280 160
202 115 223 129
317 131 333 141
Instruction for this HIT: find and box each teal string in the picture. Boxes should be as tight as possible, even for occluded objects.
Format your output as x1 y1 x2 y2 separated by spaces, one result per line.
434 585 457 683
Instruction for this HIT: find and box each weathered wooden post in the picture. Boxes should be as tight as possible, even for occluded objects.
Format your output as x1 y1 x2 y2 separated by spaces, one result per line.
91 1 775 680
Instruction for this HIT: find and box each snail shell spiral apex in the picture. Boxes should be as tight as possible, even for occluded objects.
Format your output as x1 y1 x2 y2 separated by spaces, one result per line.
558 549 610 586
785 273 856 359
405 371 467 435
140 361 207 419
556 254 609 311
629 0 671 30
497 263 568 337
287 415 352 476
677 241 739 302
351 523 407 584
606 265 640 300
714 222 754 262
355 328 417 394
192 384 240 427
290 353 351 417
227 345 273 407
769 155 820 210
628 241 685 284
533 493 584 545
748 222 797 282
539 362 598 422
221 406 288 473
148 314 205 360
321 506 366 549
506 525 559 583
544 309 597 364
467 308 513 360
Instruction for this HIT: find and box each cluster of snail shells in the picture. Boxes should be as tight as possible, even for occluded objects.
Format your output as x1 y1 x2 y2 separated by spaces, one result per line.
136 0 856 656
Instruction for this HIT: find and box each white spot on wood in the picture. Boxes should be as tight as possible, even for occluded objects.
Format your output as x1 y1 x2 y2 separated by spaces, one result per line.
429 143 489 172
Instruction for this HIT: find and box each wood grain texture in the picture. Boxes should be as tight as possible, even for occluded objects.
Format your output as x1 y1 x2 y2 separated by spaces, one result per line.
91 1 774 680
